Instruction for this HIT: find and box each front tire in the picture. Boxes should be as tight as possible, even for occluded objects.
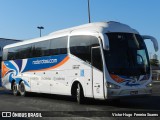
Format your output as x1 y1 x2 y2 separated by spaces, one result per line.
76 83 84 104
19 82 26 96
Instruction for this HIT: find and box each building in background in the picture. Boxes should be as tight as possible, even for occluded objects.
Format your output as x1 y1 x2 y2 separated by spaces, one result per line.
0 38 22 86
153 54 158 60
151 54 160 81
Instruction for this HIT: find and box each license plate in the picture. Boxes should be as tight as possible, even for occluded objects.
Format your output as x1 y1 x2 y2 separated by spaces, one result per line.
130 91 138 95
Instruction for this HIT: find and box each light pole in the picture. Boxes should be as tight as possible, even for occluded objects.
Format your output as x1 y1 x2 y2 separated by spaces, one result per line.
88 0 91 23
37 26 44 37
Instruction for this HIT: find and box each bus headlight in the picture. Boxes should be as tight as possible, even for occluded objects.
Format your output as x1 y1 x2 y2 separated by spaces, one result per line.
146 82 152 87
106 82 121 89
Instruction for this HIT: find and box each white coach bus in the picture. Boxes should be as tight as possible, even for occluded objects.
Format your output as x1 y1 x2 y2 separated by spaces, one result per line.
1 21 158 104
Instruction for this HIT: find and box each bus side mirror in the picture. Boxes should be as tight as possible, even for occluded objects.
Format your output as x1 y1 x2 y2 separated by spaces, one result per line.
142 35 159 52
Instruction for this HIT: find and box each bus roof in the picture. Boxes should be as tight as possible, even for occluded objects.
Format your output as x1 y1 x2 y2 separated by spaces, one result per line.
49 21 139 35
4 21 139 49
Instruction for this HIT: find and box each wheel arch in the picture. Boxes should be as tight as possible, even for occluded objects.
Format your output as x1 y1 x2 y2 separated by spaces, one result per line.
19 79 23 85
71 80 85 97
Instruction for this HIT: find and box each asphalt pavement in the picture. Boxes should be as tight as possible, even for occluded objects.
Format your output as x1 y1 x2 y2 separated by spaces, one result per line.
0 81 159 120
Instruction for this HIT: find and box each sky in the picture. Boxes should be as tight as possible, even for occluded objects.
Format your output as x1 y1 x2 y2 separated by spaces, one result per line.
0 0 159 59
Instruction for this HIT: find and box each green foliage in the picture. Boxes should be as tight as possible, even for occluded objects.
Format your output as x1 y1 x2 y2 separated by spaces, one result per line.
150 59 159 66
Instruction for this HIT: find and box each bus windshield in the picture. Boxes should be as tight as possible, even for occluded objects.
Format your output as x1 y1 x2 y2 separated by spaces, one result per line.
104 33 150 76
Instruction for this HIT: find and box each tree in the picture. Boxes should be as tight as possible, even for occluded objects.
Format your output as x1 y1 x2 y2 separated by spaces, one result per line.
150 59 159 66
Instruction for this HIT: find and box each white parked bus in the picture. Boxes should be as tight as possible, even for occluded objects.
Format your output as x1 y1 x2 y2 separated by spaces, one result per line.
1 21 158 104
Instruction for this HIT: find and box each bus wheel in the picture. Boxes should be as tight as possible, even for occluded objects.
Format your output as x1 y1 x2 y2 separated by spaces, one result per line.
76 83 84 104
12 82 19 96
19 82 26 96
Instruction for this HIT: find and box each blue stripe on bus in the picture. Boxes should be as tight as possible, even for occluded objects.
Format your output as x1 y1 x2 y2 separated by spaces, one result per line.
22 54 67 72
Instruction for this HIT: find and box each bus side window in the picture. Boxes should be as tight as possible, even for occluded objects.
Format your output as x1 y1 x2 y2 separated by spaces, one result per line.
70 35 99 63
50 36 68 55
8 47 17 60
19 44 33 59
33 40 50 57
70 36 90 62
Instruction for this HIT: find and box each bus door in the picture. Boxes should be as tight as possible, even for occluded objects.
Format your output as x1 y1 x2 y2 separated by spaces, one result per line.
91 46 104 99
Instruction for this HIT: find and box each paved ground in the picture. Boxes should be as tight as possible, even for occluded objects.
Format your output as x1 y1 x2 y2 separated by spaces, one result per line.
0 81 160 120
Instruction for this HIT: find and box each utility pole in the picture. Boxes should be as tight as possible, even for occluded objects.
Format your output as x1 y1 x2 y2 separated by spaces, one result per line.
37 26 44 37
88 0 91 23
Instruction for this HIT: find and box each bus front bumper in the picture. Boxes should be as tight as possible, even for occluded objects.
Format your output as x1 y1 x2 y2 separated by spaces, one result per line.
107 87 152 99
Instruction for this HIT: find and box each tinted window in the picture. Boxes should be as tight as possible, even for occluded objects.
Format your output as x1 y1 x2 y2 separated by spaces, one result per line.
19 44 33 59
7 44 33 60
92 47 103 71
33 40 50 57
104 33 150 76
50 36 68 55
8 47 20 60
70 35 99 63
5 36 68 60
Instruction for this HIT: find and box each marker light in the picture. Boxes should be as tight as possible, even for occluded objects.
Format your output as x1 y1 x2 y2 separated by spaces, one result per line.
146 82 152 87
106 82 121 89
